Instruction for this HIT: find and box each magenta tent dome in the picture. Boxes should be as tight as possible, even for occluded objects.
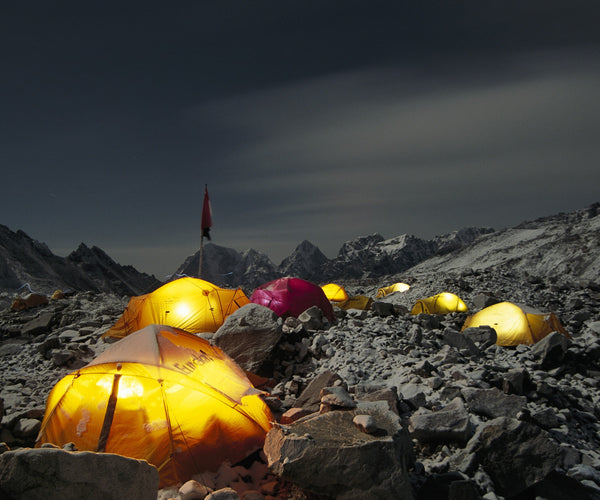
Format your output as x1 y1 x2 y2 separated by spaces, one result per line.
250 277 335 323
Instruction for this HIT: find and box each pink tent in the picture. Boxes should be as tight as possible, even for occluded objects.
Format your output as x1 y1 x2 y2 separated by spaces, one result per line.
250 277 335 323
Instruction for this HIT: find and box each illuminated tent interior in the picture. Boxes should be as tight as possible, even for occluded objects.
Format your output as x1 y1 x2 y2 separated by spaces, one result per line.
461 301 571 346
411 292 468 315
103 277 250 340
36 324 273 487
376 282 411 298
321 283 349 302
251 277 335 323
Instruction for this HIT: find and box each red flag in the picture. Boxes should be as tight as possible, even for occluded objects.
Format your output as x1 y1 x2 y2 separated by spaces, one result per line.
201 185 212 240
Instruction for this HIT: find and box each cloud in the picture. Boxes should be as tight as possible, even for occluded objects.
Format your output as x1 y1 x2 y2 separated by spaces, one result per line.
190 49 600 249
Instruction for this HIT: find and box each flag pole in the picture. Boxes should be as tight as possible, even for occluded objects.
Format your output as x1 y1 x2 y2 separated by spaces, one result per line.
199 234 204 278
199 184 212 279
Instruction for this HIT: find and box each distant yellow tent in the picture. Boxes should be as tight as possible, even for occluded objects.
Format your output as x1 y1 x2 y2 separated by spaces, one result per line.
103 277 250 339
335 295 374 311
37 324 272 487
461 301 571 346
376 282 410 298
411 292 468 315
321 283 349 302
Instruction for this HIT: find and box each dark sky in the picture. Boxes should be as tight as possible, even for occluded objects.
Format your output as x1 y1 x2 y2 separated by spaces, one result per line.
3 1 600 278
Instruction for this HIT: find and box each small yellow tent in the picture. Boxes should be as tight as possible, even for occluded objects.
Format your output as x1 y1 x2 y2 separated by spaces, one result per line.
335 295 374 311
411 292 468 315
321 283 349 302
376 282 410 298
103 277 250 339
36 324 272 487
461 301 571 346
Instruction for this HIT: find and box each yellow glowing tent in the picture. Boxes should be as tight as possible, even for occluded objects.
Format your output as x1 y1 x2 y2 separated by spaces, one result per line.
461 301 571 346
36 324 273 487
321 283 349 302
411 292 468 315
376 282 410 298
103 277 250 339
335 295 374 311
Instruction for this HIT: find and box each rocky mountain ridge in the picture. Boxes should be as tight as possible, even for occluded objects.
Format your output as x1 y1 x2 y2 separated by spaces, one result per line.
0 225 160 297
175 227 495 291
2 202 599 297
407 203 600 281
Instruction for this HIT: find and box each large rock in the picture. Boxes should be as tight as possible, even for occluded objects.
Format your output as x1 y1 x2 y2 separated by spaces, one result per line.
461 325 497 349
531 330 572 368
409 397 473 444
461 387 527 418
21 312 55 336
264 402 414 499
0 447 159 499
211 303 283 372
292 370 344 413
442 328 481 357
452 417 563 498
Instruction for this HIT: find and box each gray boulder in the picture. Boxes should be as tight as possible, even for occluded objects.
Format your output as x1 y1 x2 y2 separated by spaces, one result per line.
211 303 282 372
531 330 572 368
297 306 326 330
461 325 497 349
320 386 357 412
472 293 500 310
461 387 527 419
0 447 159 500
502 368 528 395
293 370 344 413
264 402 414 499
372 301 396 317
409 397 473 444
442 328 481 356
453 417 562 498
21 312 56 337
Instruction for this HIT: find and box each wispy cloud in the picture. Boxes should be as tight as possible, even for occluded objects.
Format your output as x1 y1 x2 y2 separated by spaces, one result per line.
189 49 600 257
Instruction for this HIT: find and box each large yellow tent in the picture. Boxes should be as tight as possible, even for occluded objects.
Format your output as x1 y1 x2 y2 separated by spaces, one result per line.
103 277 250 339
376 282 410 298
461 301 571 346
321 283 349 302
411 292 468 315
36 324 272 487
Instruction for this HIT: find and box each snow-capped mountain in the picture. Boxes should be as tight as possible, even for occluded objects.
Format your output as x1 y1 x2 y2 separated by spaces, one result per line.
322 231 493 280
174 227 495 290
174 244 280 292
408 203 600 281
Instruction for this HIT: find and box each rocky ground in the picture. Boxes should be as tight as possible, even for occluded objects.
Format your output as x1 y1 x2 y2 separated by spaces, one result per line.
1 266 600 499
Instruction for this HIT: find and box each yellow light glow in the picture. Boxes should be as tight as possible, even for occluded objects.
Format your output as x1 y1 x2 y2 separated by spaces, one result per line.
118 377 144 399
174 302 192 319
95 375 144 399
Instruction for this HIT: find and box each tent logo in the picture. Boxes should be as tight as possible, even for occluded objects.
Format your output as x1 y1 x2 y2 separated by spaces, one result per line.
173 350 212 375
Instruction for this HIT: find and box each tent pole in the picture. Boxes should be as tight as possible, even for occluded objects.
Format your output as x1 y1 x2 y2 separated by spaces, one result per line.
97 373 121 452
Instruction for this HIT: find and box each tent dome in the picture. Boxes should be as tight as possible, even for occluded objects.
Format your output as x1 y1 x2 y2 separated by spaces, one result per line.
321 283 349 302
461 301 571 346
37 324 272 487
251 277 335 323
103 277 249 339
376 282 410 298
411 292 468 315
